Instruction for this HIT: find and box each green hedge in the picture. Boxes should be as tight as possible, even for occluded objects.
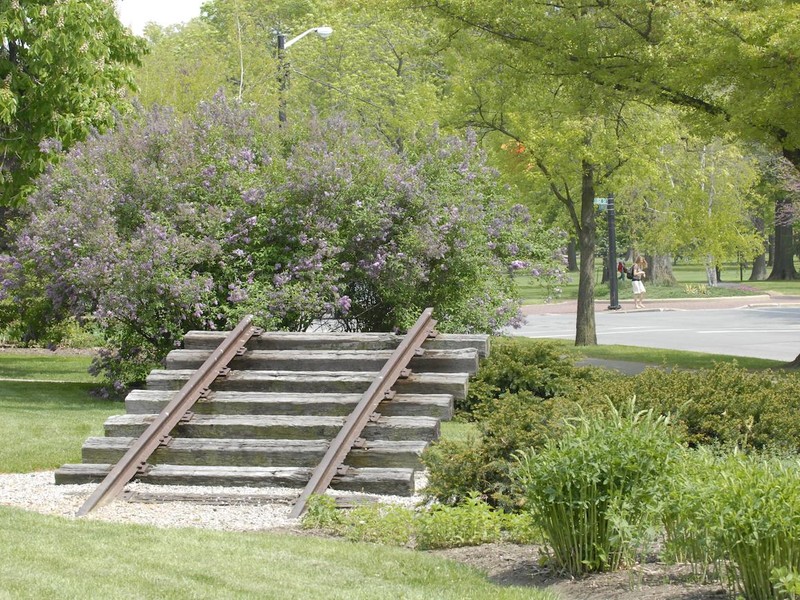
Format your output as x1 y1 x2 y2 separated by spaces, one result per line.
424 338 800 507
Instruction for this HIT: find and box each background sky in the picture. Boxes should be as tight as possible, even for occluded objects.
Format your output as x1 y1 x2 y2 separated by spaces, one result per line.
116 0 206 35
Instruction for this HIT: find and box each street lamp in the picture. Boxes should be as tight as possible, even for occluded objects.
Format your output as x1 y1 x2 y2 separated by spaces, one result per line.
607 193 622 310
277 26 333 123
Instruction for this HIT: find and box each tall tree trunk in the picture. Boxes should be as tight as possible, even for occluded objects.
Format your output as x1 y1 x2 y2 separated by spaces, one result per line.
767 233 774 266
768 195 798 280
647 253 676 285
575 161 597 346
750 254 768 280
749 216 768 281
0 206 15 251
566 239 578 271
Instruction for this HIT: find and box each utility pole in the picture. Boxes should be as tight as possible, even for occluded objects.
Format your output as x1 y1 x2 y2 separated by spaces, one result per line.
608 193 621 310
277 32 287 124
275 26 332 125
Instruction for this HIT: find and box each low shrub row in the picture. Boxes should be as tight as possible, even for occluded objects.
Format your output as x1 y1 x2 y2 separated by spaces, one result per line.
664 450 800 600
514 408 800 597
426 338 800 506
515 402 679 575
301 494 539 550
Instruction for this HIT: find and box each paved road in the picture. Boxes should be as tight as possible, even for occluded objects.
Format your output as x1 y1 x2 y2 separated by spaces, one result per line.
510 294 800 363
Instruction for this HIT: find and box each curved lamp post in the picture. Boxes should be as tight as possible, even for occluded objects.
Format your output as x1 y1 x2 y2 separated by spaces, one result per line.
277 26 333 123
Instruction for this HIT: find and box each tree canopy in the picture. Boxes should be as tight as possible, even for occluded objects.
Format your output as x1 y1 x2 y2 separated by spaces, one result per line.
0 0 145 205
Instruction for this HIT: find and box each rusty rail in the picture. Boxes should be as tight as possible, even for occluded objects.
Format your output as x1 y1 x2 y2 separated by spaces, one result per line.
76 315 260 516
289 307 437 518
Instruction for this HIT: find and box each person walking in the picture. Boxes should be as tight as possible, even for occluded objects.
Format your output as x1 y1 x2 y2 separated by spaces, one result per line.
631 256 647 308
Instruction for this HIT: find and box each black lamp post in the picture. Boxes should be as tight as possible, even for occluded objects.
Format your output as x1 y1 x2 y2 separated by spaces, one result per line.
276 26 333 124
277 32 287 124
607 193 622 310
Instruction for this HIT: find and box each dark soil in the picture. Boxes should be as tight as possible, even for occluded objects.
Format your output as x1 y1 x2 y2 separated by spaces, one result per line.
428 543 728 600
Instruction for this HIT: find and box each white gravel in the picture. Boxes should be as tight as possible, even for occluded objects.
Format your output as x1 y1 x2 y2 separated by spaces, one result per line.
0 471 428 532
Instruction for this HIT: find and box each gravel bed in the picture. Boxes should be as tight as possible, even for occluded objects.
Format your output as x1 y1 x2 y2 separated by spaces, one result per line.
0 471 428 532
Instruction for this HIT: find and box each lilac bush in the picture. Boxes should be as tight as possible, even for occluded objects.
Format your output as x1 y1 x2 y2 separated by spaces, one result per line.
1 95 563 392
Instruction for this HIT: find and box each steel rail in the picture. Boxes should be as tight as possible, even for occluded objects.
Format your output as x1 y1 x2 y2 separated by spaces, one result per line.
289 307 437 518
76 315 259 516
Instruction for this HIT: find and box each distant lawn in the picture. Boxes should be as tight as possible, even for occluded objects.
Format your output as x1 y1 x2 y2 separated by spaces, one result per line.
0 380 119 472
551 340 786 371
518 260 800 303
0 352 116 473
0 352 94 382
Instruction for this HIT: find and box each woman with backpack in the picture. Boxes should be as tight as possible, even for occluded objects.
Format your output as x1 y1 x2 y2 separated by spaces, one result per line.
631 256 647 308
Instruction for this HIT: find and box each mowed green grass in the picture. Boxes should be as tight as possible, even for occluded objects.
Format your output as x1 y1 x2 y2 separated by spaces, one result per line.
0 507 555 600
0 352 95 382
0 352 117 472
552 340 786 370
0 379 119 473
517 260 800 303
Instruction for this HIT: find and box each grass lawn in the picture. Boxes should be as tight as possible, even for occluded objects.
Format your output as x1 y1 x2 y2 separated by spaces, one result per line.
0 352 95 382
0 380 120 473
0 507 555 600
0 352 119 473
552 340 786 371
517 260 800 304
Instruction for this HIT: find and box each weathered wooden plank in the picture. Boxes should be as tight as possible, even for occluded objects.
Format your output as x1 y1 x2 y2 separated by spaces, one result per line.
104 414 440 442
125 390 453 420
182 331 490 357
122 490 385 508
165 348 479 374
55 463 112 485
82 437 427 469
55 464 415 496
83 437 326 467
145 370 469 400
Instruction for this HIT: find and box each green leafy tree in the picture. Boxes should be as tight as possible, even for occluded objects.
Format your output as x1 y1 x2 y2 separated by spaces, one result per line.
615 134 765 285
133 21 230 114
0 0 145 205
413 1 679 345
631 0 800 281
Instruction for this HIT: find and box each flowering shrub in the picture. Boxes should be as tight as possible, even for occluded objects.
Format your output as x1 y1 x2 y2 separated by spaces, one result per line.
1 95 563 392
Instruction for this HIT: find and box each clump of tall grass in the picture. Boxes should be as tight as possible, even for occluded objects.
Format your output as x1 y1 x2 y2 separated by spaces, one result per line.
513 400 680 575
664 450 800 600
